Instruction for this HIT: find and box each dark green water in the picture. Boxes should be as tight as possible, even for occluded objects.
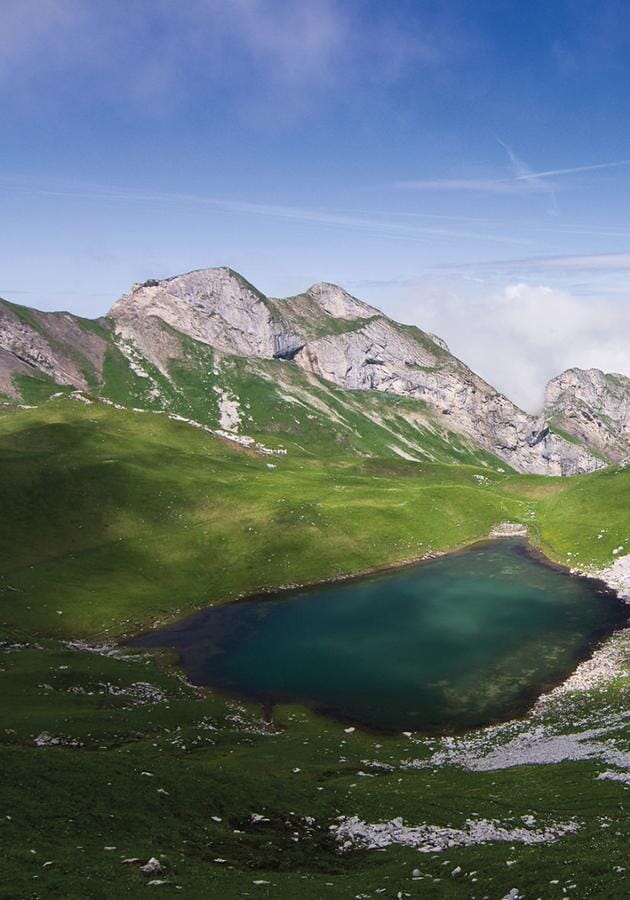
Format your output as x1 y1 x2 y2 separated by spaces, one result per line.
131 541 627 732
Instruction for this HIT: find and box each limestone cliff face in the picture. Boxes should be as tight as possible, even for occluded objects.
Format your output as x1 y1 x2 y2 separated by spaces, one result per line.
109 268 303 360
544 368 630 462
427 332 450 352
293 316 601 476
303 282 380 320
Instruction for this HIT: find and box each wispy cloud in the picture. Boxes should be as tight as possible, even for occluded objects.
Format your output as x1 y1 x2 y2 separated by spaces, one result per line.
393 142 630 211
0 178 538 248
514 159 630 180
524 252 630 270
442 251 630 274
497 138 558 213
392 177 542 195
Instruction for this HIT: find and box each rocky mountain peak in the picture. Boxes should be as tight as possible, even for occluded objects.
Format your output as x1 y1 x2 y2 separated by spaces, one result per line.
305 282 379 320
109 266 301 359
546 366 630 400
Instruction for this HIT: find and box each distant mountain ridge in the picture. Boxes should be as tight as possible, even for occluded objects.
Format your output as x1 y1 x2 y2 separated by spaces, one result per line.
0 266 624 475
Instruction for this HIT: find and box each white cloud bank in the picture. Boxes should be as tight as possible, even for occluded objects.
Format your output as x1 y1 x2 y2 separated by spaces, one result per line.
381 281 630 413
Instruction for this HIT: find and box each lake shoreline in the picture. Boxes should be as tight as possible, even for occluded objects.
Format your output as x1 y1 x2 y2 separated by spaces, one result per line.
126 537 629 736
124 532 627 643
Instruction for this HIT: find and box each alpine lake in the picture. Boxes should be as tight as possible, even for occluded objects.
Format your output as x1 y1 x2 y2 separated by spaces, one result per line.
131 540 628 733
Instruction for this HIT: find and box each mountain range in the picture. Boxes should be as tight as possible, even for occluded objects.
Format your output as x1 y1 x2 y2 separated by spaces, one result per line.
1 266 627 475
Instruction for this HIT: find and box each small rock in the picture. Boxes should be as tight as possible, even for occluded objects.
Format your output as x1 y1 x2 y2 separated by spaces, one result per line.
250 813 270 824
140 858 163 875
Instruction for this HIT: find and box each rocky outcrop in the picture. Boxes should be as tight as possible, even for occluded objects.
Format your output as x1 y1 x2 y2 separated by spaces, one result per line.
544 368 630 463
109 268 303 360
303 282 379 320
427 332 450 352
0 299 107 396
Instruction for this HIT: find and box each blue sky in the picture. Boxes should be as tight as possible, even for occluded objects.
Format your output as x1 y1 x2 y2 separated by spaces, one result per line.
2 0 630 408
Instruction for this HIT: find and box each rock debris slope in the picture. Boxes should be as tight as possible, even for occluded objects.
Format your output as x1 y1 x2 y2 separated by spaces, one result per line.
0 266 617 476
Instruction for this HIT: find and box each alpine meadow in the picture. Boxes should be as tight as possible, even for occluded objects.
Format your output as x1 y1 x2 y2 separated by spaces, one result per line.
2 3 630 898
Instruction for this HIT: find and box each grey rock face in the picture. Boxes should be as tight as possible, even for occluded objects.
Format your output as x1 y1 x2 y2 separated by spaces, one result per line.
0 300 107 397
294 318 601 476
109 268 303 360
304 282 380 320
544 368 630 462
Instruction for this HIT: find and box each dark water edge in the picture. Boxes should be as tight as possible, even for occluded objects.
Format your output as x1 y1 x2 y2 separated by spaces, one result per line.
128 539 629 735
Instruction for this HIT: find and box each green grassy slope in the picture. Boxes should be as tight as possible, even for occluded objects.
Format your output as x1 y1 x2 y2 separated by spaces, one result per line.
1 639 628 899
1 397 627 642
4 299 508 467
0 399 523 640
1 399 629 898
267 290 379 339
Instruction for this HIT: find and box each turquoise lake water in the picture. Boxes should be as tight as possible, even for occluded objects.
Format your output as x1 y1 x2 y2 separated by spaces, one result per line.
131 541 627 732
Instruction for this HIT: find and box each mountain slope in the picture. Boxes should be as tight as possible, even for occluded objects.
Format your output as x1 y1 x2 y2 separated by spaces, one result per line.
0 267 607 475
106 268 602 475
545 367 630 463
0 291 502 467
3 396 628 641
290 313 597 475
0 298 110 401
2 392 630 899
